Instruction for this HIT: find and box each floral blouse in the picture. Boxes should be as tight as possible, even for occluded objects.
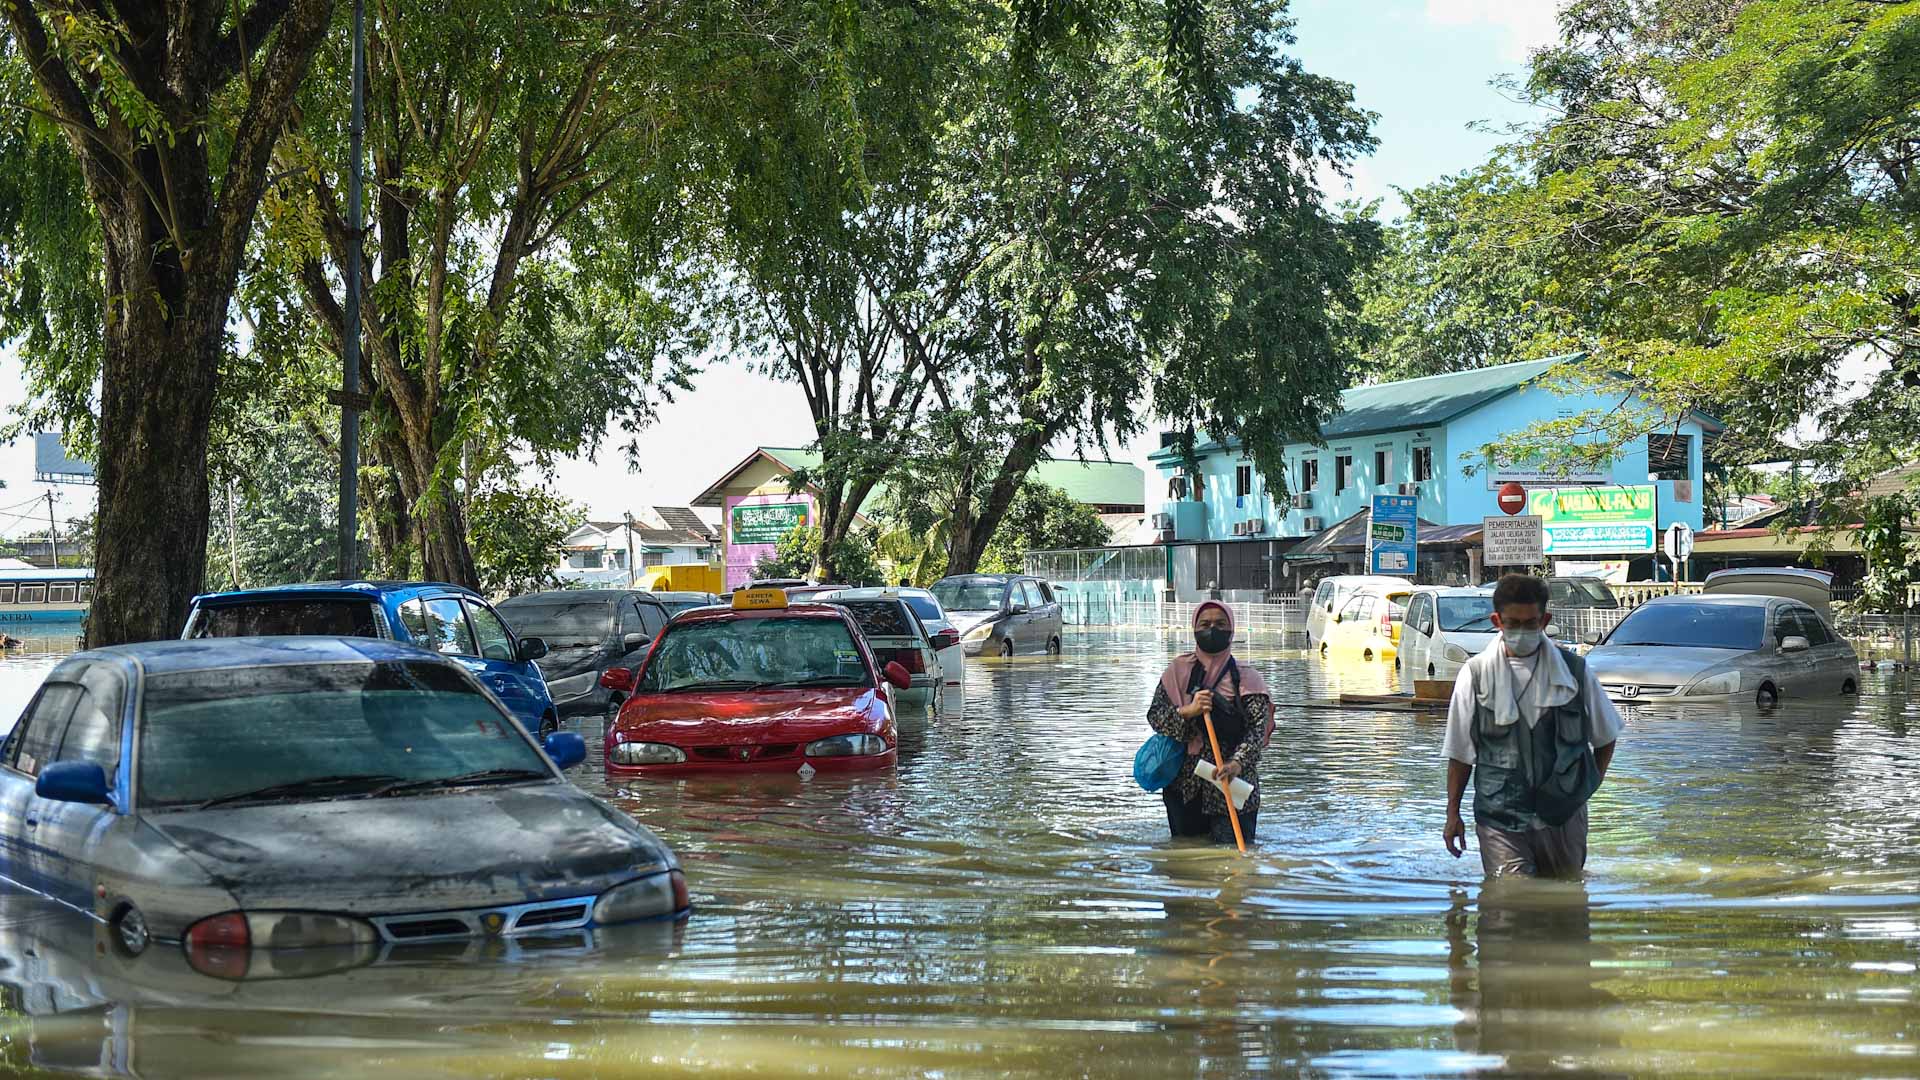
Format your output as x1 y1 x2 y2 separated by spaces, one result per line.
1147 684 1273 817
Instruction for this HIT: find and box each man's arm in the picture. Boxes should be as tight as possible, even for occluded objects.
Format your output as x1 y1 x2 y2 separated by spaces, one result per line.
1594 740 1615 780
1444 760 1472 857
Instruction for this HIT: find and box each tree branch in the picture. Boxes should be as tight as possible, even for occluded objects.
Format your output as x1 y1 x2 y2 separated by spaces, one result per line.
206 0 296 90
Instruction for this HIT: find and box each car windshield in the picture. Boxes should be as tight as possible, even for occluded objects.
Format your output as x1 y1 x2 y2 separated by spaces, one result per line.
1606 602 1766 650
139 661 550 808
188 599 380 639
660 600 709 615
1437 596 1496 631
932 580 1005 612
1571 579 1619 606
833 600 923 641
638 616 870 691
497 599 612 646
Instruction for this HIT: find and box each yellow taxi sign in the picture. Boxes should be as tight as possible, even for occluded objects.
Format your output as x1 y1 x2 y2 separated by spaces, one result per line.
732 588 789 611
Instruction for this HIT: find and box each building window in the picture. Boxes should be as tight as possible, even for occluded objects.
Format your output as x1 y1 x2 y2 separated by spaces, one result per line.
1374 450 1390 485
643 551 667 568
1234 465 1253 499
1299 458 1319 492
1648 433 1693 481
1335 455 1354 494
568 550 603 570
1412 446 1434 482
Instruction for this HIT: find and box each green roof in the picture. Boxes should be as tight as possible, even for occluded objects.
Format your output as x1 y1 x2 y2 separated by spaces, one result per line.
1323 355 1577 439
752 447 1142 508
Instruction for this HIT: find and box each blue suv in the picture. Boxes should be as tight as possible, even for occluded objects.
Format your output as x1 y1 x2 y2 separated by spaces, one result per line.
182 581 560 736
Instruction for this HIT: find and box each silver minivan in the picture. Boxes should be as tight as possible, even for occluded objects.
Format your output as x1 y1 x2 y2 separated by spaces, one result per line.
931 574 1064 657
1396 586 1496 683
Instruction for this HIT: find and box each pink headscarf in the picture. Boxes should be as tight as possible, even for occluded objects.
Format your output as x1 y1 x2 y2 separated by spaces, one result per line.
1158 601 1270 707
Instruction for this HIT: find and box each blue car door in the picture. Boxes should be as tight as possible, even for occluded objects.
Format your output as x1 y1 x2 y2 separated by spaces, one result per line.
463 599 553 727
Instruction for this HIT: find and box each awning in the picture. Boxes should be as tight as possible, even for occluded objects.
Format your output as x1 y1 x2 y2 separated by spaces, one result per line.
1283 508 1449 558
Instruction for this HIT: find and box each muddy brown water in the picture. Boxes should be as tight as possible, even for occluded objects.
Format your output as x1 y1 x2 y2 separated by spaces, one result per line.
0 629 1917 1077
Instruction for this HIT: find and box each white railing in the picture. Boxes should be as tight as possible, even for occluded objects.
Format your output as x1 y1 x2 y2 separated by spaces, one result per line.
1061 597 1305 635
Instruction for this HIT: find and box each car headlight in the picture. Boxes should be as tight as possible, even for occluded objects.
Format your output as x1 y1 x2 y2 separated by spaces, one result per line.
594 870 689 925
610 741 686 765
962 624 993 642
1687 671 1742 696
804 734 889 757
1443 643 1471 662
185 911 377 951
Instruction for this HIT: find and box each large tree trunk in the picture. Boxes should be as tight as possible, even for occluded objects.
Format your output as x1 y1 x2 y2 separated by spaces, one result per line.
945 431 1049 576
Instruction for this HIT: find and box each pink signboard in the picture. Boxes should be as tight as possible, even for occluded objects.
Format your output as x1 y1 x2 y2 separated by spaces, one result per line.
722 493 814 590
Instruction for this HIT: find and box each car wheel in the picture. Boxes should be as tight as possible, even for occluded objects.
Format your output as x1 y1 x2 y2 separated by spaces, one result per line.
1363 649 1374 662
1427 664 1436 679
1000 639 1015 658
1047 636 1061 655
1393 658 1401 673
1319 642 1328 658
1841 678 1858 695
603 695 624 728
537 712 559 739
1755 683 1779 707
112 904 150 957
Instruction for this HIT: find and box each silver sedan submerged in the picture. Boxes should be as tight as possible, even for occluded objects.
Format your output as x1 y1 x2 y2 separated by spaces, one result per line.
0 637 687 967
1585 594 1858 705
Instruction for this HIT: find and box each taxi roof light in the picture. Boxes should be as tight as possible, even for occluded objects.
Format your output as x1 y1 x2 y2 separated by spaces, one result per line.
732 588 789 611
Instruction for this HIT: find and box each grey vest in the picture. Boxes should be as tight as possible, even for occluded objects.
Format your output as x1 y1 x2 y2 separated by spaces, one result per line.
1469 647 1592 833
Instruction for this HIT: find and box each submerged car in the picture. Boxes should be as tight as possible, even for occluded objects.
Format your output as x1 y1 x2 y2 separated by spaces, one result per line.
183 581 559 735
1586 594 1858 705
0 638 687 969
1396 586 1496 681
929 574 1064 656
602 588 908 776
822 593 954 712
498 590 672 721
651 591 723 617
1304 575 1414 649
826 586 965 689
1320 580 1413 662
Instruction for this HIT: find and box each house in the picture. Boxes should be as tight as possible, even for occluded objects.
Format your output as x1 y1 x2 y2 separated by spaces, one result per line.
693 446 1146 590
1149 356 1717 544
556 508 717 587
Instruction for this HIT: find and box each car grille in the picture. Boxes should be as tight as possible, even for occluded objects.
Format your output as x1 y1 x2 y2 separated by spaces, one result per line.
689 744 800 762
1603 682 1678 699
372 895 597 943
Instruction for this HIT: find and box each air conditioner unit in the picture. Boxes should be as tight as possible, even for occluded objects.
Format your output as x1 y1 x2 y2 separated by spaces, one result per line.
1248 518 1266 534
1291 493 1314 510
1151 513 1173 530
1153 529 1175 543
1397 483 1420 496
1235 521 1251 535
1302 516 1325 532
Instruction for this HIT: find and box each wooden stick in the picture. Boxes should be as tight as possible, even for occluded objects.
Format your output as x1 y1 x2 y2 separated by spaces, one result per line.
1202 708 1246 854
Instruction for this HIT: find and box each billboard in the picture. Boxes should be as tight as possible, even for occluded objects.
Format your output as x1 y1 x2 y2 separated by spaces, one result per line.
722 495 812 590
1529 485 1656 555
1368 493 1418 576
33 433 94 485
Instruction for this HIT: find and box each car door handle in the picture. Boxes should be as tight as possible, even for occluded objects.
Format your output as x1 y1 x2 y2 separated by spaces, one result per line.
24 816 37 827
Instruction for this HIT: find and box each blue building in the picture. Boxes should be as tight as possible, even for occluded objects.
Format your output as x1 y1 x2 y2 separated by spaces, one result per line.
1148 356 1719 546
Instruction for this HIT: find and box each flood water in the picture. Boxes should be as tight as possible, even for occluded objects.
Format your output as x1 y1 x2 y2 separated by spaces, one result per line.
2 629 1918 1077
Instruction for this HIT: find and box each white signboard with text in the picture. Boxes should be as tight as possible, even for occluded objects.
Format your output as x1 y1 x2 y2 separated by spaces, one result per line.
1483 515 1545 566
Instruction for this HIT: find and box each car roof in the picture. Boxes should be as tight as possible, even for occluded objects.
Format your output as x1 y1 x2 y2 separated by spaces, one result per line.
830 587 935 599
668 602 853 626
76 635 444 676
1640 593 1776 608
936 574 1016 584
649 591 718 602
192 580 479 604
498 590 623 605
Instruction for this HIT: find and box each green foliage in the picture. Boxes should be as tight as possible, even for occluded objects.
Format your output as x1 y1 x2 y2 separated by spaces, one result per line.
1858 495 1919 611
750 524 883 585
203 418 342 592
978 484 1112 574
468 483 580 598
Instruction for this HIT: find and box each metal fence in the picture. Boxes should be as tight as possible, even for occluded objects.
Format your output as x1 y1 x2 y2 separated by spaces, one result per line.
1027 546 1167 584
1056 596 1305 636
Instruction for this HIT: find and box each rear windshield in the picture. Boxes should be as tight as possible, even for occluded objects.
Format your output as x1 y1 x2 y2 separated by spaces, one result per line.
932 580 1005 612
833 600 921 640
1606 602 1765 651
188 599 380 639
1436 595 1495 632
901 596 943 623
139 661 546 808
497 599 614 646
639 616 869 692
1550 579 1620 608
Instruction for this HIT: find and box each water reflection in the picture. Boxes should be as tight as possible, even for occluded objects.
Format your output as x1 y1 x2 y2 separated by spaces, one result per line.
0 632 1913 1076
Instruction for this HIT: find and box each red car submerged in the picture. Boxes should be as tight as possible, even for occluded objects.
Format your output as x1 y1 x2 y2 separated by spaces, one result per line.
602 589 909 776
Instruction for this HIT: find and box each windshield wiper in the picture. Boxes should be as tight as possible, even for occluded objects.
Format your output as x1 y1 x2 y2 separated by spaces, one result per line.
658 679 763 693
197 773 406 809
760 676 866 688
374 768 551 797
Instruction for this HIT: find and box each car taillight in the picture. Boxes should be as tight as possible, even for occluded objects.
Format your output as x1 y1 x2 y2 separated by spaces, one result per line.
184 912 250 979
670 869 689 912
885 648 924 674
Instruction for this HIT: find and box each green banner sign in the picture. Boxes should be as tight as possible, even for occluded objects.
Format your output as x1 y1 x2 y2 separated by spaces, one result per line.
1527 485 1656 555
730 501 809 545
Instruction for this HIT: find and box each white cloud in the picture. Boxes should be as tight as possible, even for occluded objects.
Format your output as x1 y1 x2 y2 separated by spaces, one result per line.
1424 0 1562 61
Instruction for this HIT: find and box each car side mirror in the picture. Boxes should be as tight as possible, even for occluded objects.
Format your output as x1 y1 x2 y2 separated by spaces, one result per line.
883 661 912 690
517 637 549 662
599 667 635 692
1332 613 1343 624
1780 635 1811 653
1006 604 1028 616
622 633 647 651
930 628 960 651
35 761 111 805
1581 630 1603 646
542 732 587 770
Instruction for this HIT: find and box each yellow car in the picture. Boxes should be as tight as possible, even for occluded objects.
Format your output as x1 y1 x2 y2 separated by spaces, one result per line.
1318 584 1413 662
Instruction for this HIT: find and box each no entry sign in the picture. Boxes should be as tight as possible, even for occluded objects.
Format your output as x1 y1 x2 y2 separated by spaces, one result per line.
1497 481 1528 515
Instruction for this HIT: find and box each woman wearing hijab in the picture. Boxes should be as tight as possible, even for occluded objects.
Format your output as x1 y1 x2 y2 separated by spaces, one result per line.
1147 602 1274 843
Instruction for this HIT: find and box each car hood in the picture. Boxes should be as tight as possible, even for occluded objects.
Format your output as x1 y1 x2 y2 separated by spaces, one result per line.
1585 645 1745 685
617 688 884 745
148 783 672 913
948 611 1000 631
1439 630 1497 651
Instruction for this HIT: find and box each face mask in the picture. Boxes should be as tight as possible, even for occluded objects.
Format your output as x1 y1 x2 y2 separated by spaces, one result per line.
1195 626 1232 654
1502 627 1544 656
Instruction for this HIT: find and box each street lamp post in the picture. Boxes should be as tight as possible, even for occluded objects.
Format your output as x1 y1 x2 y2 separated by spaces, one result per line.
337 0 367 580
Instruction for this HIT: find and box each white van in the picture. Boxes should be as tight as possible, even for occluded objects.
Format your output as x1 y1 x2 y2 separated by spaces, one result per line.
1305 574 1418 649
1396 586 1497 682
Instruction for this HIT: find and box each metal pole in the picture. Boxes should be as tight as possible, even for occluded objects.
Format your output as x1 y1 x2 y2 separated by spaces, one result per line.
45 491 58 569
338 0 366 580
625 513 637 587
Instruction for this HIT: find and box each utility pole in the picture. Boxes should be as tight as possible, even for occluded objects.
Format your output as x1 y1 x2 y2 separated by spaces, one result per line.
624 513 638 587
335 0 368 580
226 477 242 588
44 491 58 569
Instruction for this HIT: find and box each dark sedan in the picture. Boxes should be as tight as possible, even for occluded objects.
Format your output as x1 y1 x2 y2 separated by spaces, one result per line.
498 591 672 721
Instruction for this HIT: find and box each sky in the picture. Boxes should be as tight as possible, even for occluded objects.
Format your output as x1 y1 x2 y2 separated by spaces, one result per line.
0 0 1558 535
